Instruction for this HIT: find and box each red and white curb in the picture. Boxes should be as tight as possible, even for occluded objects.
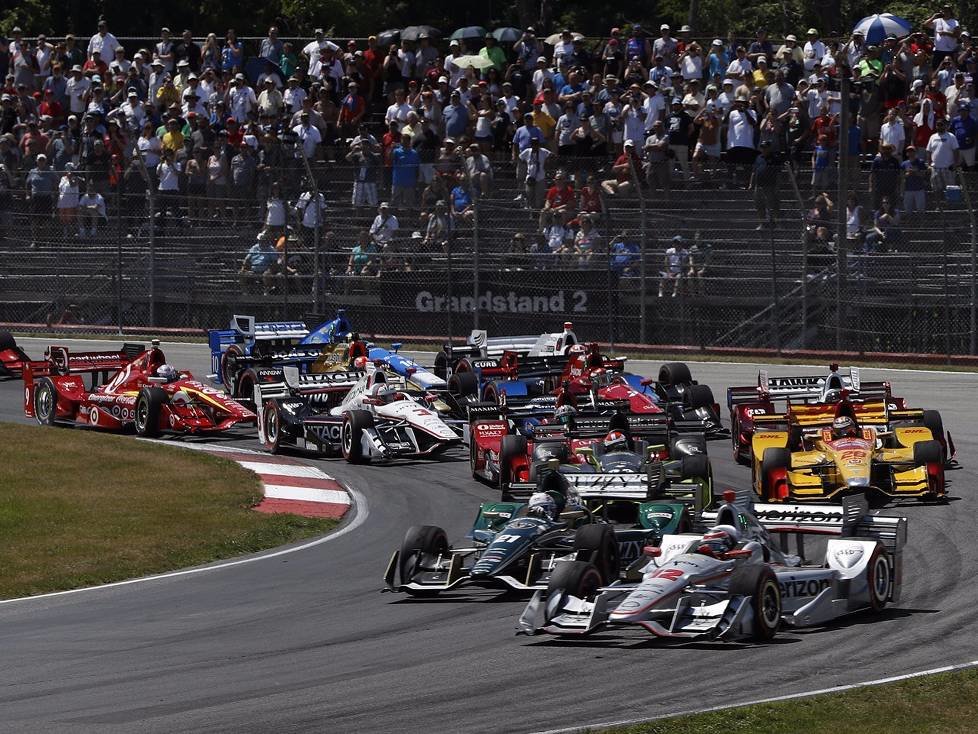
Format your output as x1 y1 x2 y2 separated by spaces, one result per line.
140 441 351 520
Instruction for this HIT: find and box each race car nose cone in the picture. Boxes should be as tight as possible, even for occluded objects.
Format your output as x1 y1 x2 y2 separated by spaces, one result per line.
846 477 870 488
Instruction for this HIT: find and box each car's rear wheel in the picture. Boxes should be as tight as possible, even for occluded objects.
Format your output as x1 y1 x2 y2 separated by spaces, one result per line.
135 387 166 437
33 378 58 426
921 410 945 461
0 331 17 352
263 401 282 454
658 362 692 386
342 409 374 464
499 434 528 500
399 525 449 597
685 383 714 410
729 565 781 641
448 371 478 398
573 525 620 584
866 545 892 613
220 345 243 394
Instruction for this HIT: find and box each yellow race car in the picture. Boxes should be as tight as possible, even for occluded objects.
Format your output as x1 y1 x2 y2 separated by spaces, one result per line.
752 416 945 504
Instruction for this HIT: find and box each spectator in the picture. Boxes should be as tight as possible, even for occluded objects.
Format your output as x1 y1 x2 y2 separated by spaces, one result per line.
450 177 475 223
78 178 107 238
88 19 120 65
926 117 960 195
540 169 575 228
687 234 713 295
643 121 671 198
347 229 381 276
950 102 976 169
423 199 453 255
901 146 928 214
294 181 328 272
369 201 398 248
391 133 420 207
519 136 551 208
659 235 688 296
811 134 833 188
26 152 57 245
263 181 287 235
602 138 638 196
57 164 80 237
293 110 322 162
346 136 380 209
870 143 902 210
866 196 902 252
464 144 492 196
573 213 601 266
925 5 961 67
239 229 283 294
156 147 182 226
692 102 722 180
665 96 693 181
231 136 258 223
750 140 780 227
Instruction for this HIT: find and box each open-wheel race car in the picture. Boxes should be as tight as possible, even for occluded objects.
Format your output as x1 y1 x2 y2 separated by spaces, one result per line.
24 340 255 435
517 490 907 642
728 364 953 466
208 310 356 403
432 323 579 380
752 415 946 504
0 331 31 378
468 401 713 508
255 364 461 463
383 472 696 597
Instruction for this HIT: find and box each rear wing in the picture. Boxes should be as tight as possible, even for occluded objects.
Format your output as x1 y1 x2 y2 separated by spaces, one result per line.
254 365 362 402
24 344 141 379
444 323 577 361
727 366 890 409
209 314 310 379
508 473 651 502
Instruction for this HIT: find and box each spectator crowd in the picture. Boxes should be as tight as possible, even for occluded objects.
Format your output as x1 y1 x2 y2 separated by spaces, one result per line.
0 7 976 290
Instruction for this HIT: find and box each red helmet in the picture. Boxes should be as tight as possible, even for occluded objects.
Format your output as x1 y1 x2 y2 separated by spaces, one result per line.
353 356 369 370
603 430 628 453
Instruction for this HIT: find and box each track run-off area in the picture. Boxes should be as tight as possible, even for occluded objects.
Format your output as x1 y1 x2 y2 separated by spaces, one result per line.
1 337 976 733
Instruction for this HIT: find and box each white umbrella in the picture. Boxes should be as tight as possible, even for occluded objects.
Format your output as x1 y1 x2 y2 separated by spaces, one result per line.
544 31 583 46
452 54 495 70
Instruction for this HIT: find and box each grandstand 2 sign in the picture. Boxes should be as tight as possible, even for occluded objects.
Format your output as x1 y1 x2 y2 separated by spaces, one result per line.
415 289 589 314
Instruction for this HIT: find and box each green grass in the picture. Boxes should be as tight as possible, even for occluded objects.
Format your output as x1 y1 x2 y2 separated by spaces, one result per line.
601 667 978 734
0 424 337 599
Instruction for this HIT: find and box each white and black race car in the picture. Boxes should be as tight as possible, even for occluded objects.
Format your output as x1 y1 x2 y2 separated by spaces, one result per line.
255 366 461 463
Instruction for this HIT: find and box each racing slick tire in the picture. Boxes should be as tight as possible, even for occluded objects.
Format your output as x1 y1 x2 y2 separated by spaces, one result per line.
760 447 792 502
729 565 781 641
33 377 59 426
433 350 451 380
342 409 374 464
262 401 283 454
448 371 478 398
913 439 943 466
658 362 692 386
235 369 259 405
499 434 528 500
866 545 893 613
134 387 166 437
0 331 17 351
219 344 244 395
680 454 711 481
573 525 620 584
399 525 449 597
546 561 603 617
921 410 946 461
684 383 715 410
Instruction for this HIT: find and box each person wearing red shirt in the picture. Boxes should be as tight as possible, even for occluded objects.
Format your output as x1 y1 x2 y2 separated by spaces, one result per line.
924 81 947 119
337 82 366 138
381 120 401 192
577 171 603 213
539 169 575 227
809 108 837 149
224 117 243 148
82 51 108 78
20 121 49 162
362 36 383 102
38 89 64 125
601 138 640 195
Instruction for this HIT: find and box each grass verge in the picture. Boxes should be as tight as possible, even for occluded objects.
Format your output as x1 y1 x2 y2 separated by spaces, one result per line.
0 424 336 599
602 667 978 734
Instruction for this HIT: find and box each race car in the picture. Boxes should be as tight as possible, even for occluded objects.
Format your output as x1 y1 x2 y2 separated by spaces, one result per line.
752 415 946 503
383 472 695 596
469 403 713 507
727 364 953 465
0 331 31 378
24 341 255 435
208 310 356 403
433 323 579 380
517 490 907 641
255 365 461 462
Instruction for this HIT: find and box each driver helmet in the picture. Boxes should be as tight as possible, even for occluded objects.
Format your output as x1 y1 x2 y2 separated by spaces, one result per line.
697 524 740 556
370 383 396 403
831 415 856 439
527 491 557 520
353 356 369 371
603 430 628 453
157 363 179 382
554 404 577 428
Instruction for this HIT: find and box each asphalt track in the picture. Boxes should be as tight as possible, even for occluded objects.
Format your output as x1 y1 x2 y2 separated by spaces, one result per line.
1 338 977 734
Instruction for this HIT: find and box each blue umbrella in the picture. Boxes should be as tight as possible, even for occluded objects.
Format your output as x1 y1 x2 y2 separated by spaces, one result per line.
852 13 912 44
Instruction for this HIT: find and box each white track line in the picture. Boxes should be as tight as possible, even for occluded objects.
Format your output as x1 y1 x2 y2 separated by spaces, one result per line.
238 461 334 479
530 658 978 734
0 484 366 607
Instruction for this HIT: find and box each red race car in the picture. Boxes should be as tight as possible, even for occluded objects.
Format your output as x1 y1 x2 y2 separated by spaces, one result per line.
24 340 256 436
0 331 31 378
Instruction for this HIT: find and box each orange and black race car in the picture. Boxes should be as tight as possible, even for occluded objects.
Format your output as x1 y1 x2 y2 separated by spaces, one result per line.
727 364 954 467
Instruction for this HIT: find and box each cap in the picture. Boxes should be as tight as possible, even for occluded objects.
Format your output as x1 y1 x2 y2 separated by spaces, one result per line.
243 134 258 149
188 73 198 80
757 56 768 64
807 28 818 35
852 29 864 36
537 55 547 62
127 88 138 96
450 39 459 46
71 64 83 73
234 73 245 81
786 34 797 42
671 97 682 104
177 59 189 67
438 75 448 83
161 26 171 33
379 201 390 208
624 138 635 147
151 59 164 66
679 25 692 33
36 153 47 161
712 38 723 46
660 24 670 31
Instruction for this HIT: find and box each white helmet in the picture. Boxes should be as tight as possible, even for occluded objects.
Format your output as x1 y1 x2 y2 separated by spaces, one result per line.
699 524 740 555
527 492 557 519
157 363 179 382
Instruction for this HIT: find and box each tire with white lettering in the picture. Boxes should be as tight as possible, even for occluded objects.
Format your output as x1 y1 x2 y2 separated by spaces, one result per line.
448 371 478 398
499 434 528 500
685 383 715 410
399 525 449 597
33 378 59 426
341 409 374 464
658 362 692 386
760 447 791 501
262 401 283 454
135 387 166 437
573 525 620 584
921 410 945 462
866 545 892 613
729 565 781 641
545 561 603 622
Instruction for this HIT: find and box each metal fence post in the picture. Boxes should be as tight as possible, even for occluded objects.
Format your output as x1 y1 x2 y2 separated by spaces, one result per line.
472 196 480 330
147 189 156 326
941 201 950 361
959 170 977 355
446 237 454 344
836 72 851 351
115 186 123 334
770 224 780 353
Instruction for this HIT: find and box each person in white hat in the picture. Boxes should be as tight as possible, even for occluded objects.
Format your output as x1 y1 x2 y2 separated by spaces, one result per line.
653 24 678 69
803 28 826 72
444 39 464 86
